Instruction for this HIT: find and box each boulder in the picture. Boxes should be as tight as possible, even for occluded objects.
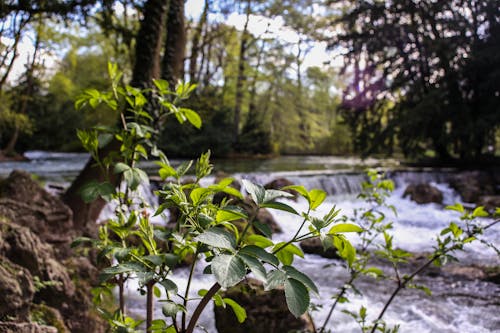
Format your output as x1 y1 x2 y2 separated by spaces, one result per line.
476 195 500 213
0 322 57 333
30 304 70 333
0 221 75 306
0 257 35 320
0 170 74 247
450 171 495 203
214 278 315 333
403 183 443 204
300 237 341 260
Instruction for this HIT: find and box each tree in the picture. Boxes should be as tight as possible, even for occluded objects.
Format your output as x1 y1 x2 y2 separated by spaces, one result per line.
330 0 500 160
64 0 169 233
162 0 186 86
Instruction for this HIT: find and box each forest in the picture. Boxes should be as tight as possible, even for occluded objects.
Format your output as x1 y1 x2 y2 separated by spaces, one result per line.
0 1 500 333
1 0 498 161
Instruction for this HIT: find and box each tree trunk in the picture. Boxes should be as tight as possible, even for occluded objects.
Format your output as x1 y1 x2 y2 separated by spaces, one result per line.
63 0 168 233
162 0 186 87
233 0 251 145
132 0 168 87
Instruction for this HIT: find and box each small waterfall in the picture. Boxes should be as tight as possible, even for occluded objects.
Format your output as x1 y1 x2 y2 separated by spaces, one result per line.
389 169 455 188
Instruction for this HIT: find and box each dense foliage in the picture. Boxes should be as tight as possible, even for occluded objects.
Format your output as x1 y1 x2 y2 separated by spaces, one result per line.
332 0 500 160
1 0 499 160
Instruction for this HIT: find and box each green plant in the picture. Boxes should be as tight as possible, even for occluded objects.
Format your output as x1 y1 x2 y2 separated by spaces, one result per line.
318 171 500 333
72 64 361 333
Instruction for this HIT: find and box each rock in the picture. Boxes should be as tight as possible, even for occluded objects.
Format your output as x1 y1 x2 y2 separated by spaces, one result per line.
0 257 35 320
0 170 74 246
483 267 500 284
264 177 294 190
214 278 315 333
30 304 70 333
300 237 341 259
450 171 495 203
476 195 500 212
0 221 76 307
0 322 57 333
441 265 486 280
403 183 443 204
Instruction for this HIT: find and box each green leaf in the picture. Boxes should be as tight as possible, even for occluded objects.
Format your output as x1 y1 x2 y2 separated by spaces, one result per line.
261 201 299 215
252 221 272 238
472 206 489 218
284 278 310 318
328 223 363 234
80 181 115 203
263 189 294 202
264 269 287 290
309 189 327 210
238 253 267 281
283 266 318 295
159 279 178 297
239 245 279 266
180 108 202 129
242 180 266 205
362 267 384 279
190 187 211 205
176 160 193 177
273 242 304 265
158 164 178 180
153 285 161 298
246 235 274 248
332 235 356 267
446 203 465 214
216 208 248 223
194 227 236 251
282 185 310 201
162 301 184 317
153 79 169 93
211 254 246 288
223 298 247 323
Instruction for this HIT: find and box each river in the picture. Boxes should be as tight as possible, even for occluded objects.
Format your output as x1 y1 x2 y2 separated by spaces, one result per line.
1 152 499 332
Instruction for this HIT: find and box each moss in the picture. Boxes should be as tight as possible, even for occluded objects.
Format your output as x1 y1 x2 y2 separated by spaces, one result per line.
30 304 68 333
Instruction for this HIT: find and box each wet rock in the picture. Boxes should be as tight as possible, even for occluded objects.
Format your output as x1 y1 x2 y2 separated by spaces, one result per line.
0 322 57 333
214 278 315 333
300 237 341 260
441 265 486 280
0 170 74 247
450 171 495 203
403 183 443 204
476 195 500 213
0 257 35 320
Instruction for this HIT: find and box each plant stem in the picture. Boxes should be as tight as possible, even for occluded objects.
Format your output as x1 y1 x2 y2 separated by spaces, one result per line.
146 280 155 333
182 245 200 332
272 209 310 255
118 275 125 315
319 274 357 333
185 282 221 333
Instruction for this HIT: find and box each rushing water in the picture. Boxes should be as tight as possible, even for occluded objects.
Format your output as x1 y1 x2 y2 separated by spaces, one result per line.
1 152 499 332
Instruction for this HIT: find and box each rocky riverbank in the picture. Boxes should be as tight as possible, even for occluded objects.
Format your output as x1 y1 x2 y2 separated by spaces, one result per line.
0 170 106 333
